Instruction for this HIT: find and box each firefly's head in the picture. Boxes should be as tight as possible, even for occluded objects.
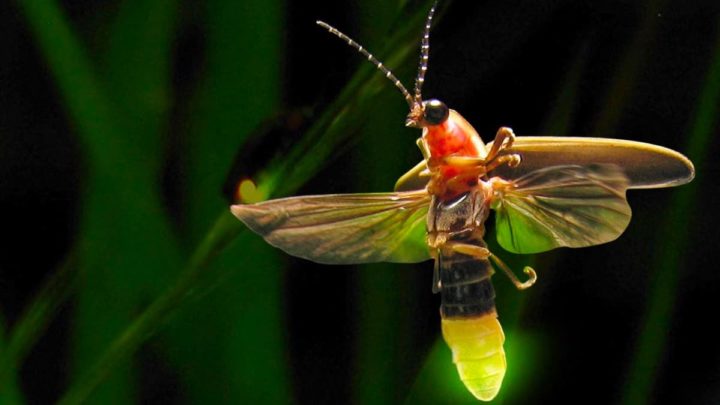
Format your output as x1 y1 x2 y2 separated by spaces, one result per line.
406 98 449 128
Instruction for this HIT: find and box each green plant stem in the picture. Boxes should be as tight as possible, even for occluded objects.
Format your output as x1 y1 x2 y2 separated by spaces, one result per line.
16 0 151 173
0 253 78 388
57 212 242 405
0 323 23 405
1 254 77 405
18 0 181 402
178 2 286 401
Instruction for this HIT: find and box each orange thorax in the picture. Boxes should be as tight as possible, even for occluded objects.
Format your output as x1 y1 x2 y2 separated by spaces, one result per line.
422 110 486 199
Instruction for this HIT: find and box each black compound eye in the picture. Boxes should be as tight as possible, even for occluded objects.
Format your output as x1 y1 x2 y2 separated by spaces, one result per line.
423 99 449 125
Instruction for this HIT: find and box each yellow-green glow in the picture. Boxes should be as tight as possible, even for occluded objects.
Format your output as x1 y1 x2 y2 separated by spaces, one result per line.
501 329 544 402
237 179 265 204
405 339 478 404
442 314 507 401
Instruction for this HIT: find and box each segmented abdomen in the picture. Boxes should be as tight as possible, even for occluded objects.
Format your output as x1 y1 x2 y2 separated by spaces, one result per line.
442 313 506 401
439 252 506 401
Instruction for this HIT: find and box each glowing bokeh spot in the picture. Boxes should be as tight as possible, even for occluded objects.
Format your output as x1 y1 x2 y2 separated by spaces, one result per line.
237 179 264 204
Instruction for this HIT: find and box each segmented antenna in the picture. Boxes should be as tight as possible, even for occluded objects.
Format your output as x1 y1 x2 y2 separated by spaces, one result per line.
413 1 438 102
316 20 415 107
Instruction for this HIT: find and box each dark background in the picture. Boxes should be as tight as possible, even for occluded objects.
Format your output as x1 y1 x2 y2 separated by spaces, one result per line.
1 0 719 404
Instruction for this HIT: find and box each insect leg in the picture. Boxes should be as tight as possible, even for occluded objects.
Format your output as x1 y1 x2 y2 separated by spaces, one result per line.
437 155 489 167
417 137 431 160
437 153 520 175
432 124 520 171
489 254 537 290
436 242 494 291
484 153 521 172
484 127 516 163
449 243 491 259
433 254 442 293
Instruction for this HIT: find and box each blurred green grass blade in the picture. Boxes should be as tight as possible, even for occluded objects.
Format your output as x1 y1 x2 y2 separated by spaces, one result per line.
352 1 410 403
352 85 410 404
175 233 289 403
81 0 180 402
102 0 178 175
58 212 242 405
17 0 182 403
0 320 24 405
0 377 23 405
72 1 180 403
72 169 180 405
185 0 283 238
16 0 137 172
621 21 720 405
177 0 288 403
0 252 77 400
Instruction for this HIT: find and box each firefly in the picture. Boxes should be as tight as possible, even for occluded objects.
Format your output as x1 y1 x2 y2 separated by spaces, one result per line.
231 2 694 401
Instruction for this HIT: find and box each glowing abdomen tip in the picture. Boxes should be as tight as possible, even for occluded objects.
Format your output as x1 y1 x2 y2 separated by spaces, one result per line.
441 314 507 401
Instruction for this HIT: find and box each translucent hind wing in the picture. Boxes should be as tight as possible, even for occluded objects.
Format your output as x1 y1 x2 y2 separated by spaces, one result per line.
231 190 431 264
493 164 632 254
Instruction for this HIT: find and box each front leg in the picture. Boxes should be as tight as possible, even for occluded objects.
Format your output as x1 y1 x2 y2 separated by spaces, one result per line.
485 127 516 163
428 127 518 171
